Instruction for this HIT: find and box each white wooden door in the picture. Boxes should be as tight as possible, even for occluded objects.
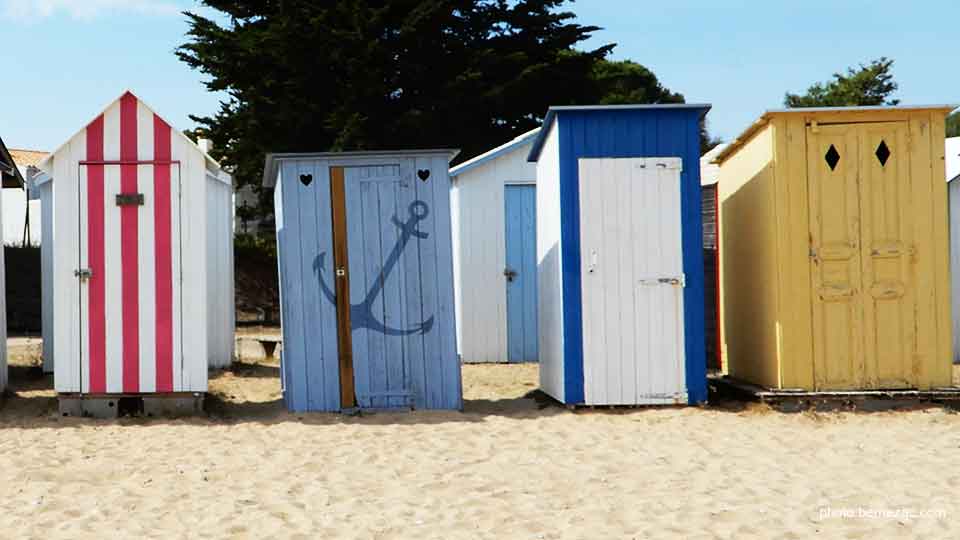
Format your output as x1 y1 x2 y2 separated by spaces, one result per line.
78 162 183 394
578 158 686 405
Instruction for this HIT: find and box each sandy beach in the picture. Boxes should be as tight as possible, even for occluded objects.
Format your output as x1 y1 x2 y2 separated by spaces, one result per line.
0 337 958 539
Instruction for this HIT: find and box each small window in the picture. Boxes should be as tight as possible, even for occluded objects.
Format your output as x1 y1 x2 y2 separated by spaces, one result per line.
875 140 891 167
825 144 840 171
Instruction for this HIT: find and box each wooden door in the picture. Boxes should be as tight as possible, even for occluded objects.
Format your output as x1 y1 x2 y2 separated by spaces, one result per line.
807 124 864 389
78 162 183 394
857 122 913 388
807 122 914 389
504 184 538 363
331 164 436 410
578 158 686 405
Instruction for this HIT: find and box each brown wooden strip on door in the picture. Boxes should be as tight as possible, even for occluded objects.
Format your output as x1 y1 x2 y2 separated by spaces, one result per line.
330 166 356 409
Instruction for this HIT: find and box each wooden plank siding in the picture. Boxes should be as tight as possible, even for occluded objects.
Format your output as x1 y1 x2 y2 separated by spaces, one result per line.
717 107 953 391
450 142 537 363
37 91 233 395
270 151 462 412
529 105 711 406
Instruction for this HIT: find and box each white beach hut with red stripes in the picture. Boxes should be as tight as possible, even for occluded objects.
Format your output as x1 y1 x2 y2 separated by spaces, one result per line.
33 91 234 413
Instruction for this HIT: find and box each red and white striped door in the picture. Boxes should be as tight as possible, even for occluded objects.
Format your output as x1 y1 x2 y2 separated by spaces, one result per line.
78 93 182 394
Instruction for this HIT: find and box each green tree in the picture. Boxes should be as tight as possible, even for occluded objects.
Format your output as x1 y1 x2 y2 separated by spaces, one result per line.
178 1 722 210
784 57 899 107
947 112 960 138
178 0 612 192
590 59 721 152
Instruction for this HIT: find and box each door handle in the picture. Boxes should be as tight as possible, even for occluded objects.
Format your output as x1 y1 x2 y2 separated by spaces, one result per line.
504 268 518 282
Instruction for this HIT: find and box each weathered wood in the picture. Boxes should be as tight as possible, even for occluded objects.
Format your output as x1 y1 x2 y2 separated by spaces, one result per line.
330 166 356 410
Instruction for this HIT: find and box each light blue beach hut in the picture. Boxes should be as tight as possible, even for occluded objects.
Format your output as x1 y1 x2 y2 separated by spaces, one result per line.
265 150 462 412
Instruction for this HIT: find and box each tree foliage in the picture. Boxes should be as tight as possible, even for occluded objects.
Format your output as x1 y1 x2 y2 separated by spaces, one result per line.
178 1 718 201
784 57 899 108
947 111 960 138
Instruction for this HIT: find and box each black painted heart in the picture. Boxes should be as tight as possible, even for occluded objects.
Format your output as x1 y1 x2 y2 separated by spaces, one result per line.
299 174 313 186
417 169 430 181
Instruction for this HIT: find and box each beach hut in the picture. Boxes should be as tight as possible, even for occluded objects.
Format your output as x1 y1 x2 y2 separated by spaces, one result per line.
450 129 539 363
33 91 234 414
265 150 462 412
0 137 17 392
716 105 953 391
946 136 960 363
528 104 710 406
700 144 726 370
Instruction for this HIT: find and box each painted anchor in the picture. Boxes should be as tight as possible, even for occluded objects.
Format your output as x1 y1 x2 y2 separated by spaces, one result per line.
314 200 435 336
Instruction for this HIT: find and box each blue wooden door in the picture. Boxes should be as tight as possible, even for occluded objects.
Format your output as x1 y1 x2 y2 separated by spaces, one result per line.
344 164 435 409
504 184 538 362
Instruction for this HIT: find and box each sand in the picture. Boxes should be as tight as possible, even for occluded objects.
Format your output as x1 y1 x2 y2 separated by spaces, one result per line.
0 340 958 539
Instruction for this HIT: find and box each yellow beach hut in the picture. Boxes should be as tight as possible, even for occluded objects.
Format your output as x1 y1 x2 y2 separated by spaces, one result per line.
715 105 954 391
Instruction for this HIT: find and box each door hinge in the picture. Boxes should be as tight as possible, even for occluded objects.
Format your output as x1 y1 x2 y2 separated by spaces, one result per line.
74 268 93 281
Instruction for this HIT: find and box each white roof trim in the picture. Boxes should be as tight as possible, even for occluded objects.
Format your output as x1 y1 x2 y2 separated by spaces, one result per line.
449 128 540 177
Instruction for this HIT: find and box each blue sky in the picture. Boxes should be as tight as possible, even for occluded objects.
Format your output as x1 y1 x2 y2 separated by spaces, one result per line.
1 0 957 152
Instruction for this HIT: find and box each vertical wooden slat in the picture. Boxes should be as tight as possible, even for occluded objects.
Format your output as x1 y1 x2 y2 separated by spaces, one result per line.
782 116 815 389
929 111 953 386
330 166 356 409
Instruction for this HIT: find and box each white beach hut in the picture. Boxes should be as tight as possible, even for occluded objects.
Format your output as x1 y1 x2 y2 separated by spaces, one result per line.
450 129 539 363
33 91 235 413
0 137 16 392
947 136 960 363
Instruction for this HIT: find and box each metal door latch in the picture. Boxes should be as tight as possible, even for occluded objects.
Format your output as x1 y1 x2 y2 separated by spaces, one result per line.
504 268 518 282
74 268 93 281
336 267 346 277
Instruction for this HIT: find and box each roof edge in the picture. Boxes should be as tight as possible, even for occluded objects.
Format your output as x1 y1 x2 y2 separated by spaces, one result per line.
528 103 712 162
450 128 539 177
0 136 25 189
36 89 225 173
262 149 461 188
714 104 959 165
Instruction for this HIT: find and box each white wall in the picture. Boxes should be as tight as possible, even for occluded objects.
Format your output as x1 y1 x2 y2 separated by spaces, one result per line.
535 122 564 402
2 185 40 246
207 171 236 368
951 178 960 363
451 143 536 362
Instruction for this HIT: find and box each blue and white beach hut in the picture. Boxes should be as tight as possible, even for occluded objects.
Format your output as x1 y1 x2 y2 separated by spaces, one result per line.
528 105 710 406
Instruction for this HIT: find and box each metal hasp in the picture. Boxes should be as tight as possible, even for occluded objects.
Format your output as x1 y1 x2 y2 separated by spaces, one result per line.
504 267 518 282
115 193 144 206
74 268 93 281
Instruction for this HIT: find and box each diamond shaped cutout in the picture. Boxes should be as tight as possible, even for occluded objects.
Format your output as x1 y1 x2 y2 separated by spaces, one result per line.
824 144 840 171
875 140 891 167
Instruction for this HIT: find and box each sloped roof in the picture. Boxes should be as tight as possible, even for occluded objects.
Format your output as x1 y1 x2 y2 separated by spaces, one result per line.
450 128 539 177
36 90 224 173
528 104 712 162
0 137 24 189
700 143 728 187
10 149 48 170
714 105 958 165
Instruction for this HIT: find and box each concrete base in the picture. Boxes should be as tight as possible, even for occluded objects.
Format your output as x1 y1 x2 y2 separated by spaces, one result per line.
58 393 205 418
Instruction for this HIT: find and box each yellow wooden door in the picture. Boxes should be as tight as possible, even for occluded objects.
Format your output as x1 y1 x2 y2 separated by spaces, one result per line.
807 122 915 390
857 122 914 389
807 124 864 389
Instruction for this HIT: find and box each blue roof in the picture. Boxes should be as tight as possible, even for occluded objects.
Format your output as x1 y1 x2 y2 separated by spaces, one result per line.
449 128 539 177
527 104 711 162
